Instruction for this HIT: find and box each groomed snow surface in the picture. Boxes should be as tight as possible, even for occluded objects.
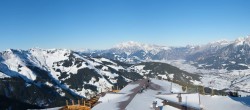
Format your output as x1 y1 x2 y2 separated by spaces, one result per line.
93 79 250 110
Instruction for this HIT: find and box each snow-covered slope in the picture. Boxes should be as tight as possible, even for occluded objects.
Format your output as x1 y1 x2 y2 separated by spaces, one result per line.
81 37 250 96
0 49 134 108
2 36 250 109
93 79 184 110
93 79 250 110
0 48 202 108
200 95 250 110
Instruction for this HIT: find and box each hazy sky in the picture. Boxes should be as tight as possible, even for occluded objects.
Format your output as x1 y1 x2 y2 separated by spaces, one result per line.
0 0 250 50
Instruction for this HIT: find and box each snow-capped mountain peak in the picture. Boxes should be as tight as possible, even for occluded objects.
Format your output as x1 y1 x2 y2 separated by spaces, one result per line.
209 39 230 46
234 37 245 45
232 36 250 46
114 41 141 48
112 41 169 54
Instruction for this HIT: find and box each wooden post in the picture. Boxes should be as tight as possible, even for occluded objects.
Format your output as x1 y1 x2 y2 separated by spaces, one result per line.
84 100 85 106
72 100 74 105
203 86 205 95
186 86 188 92
78 100 80 105
66 100 68 106
89 102 91 108
117 86 118 90
212 89 214 96
211 88 214 96
82 98 84 105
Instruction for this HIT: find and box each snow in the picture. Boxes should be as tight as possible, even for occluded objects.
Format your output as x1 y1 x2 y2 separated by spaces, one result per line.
234 37 245 46
92 57 116 65
49 52 120 98
113 41 169 55
158 74 168 80
190 80 201 85
200 70 250 94
93 78 250 110
100 69 119 79
210 39 230 45
238 63 248 66
92 82 140 110
107 65 124 71
0 48 121 99
96 78 114 92
1 51 37 81
125 89 161 110
238 91 250 97
157 94 250 110
125 79 183 110
162 105 180 110
200 95 250 110
100 58 116 64
45 81 53 87
166 60 201 74
127 65 150 76
134 65 145 70
230 61 236 64
29 48 70 68
156 93 201 109
93 79 184 110
168 74 174 80
165 60 250 95
0 72 10 78
25 83 31 87
152 79 183 93
93 93 129 110
98 93 126 103
18 66 37 80
2 46 250 109
119 83 140 93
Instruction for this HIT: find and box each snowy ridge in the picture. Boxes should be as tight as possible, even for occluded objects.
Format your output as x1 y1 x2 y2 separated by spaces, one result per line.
85 36 250 68
112 41 169 55
0 48 207 108
0 48 139 107
2 36 250 108
93 79 250 110
233 36 250 46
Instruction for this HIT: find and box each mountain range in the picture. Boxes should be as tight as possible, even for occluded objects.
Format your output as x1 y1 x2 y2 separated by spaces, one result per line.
1 36 250 109
0 48 200 109
85 36 250 70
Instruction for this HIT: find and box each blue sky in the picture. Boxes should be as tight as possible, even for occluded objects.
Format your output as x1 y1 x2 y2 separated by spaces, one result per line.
0 0 250 50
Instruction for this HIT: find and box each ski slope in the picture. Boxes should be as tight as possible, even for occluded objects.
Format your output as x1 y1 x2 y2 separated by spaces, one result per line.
93 79 250 110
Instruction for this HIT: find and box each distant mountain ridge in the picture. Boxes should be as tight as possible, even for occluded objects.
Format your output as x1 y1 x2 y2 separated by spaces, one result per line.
85 36 250 70
188 36 250 70
112 41 169 55
1 36 250 108
0 48 199 108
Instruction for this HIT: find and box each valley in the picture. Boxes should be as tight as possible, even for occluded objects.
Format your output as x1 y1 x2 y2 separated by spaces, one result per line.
1 37 250 109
